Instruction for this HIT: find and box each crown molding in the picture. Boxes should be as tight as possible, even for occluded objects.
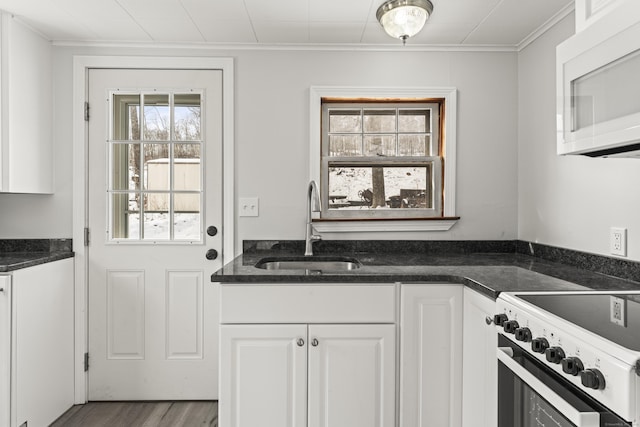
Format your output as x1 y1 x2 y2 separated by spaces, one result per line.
52 39 519 52
518 2 575 51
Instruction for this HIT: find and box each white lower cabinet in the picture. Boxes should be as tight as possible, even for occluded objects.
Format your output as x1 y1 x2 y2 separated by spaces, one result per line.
399 284 464 427
0 276 11 427
221 323 395 427
0 259 74 427
220 282 498 427
219 283 397 427
461 287 497 427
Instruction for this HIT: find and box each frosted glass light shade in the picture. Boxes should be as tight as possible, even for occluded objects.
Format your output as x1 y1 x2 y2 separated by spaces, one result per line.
376 0 433 42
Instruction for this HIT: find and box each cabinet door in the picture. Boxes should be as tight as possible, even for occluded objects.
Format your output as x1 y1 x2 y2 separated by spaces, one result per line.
308 324 396 427
13 259 74 427
400 284 463 427
0 13 53 194
462 288 497 427
220 324 308 427
0 276 10 427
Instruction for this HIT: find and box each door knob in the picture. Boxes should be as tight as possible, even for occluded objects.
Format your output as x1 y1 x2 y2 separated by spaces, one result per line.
206 226 218 236
206 249 218 260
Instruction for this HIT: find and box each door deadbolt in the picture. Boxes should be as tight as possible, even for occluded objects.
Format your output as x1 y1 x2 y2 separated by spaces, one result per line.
206 249 218 260
206 226 218 236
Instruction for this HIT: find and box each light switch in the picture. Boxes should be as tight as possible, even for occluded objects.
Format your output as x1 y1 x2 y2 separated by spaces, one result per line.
239 197 259 217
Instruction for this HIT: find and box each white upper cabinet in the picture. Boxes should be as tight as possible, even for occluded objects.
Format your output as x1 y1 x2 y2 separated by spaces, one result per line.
0 13 53 194
575 0 628 32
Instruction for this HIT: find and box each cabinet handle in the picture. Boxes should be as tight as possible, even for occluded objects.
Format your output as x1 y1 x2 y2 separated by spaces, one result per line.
297 338 305 347
311 338 319 347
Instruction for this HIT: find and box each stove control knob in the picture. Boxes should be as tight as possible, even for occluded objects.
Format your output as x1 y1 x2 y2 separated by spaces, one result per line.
580 369 606 390
531 337 549 353
545 346 565 364
515 327 532 342
561 357 584 376
503 320 519 334
493 314 508 327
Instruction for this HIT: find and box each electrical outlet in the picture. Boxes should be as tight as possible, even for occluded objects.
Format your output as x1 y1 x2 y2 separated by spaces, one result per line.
610 227 627 257
610 296 627 327
239 197 259 217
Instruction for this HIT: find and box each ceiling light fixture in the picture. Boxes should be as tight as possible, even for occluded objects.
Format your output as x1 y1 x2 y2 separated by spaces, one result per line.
376 0 434 45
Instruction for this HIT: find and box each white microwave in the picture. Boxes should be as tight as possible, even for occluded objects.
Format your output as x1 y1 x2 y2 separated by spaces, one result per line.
557 1 640 157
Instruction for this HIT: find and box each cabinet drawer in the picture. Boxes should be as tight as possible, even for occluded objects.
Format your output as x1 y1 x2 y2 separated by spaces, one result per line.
219 283 396 324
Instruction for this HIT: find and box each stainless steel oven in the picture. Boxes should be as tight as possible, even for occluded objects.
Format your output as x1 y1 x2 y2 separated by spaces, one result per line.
495 292 640 427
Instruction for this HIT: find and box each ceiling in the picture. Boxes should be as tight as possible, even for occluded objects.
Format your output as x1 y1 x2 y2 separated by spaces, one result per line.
0 0 574 48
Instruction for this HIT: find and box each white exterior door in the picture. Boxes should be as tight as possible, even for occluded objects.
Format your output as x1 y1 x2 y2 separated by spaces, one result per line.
308 324 396 427
220 324 308 427
87 68 223 400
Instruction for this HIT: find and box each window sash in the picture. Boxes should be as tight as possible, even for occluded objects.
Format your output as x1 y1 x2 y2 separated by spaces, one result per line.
321 100 443 219
320 157 442 219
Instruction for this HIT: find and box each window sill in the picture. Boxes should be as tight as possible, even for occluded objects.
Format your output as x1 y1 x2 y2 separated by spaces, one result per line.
312 217 460 233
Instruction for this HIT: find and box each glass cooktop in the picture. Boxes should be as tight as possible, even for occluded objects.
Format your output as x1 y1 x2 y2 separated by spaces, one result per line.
519 293 640 352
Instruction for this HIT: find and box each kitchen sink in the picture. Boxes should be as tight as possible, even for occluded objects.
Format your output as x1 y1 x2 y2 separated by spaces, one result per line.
255 256 361 271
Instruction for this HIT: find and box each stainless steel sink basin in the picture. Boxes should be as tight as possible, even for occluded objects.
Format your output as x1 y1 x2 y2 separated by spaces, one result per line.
255 256 361 271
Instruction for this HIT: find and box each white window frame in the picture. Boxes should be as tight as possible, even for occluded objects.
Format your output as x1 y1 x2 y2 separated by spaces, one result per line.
309 86 458 233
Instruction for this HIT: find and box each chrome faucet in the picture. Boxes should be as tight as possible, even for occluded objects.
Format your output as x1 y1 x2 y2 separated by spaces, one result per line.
305 180 322 256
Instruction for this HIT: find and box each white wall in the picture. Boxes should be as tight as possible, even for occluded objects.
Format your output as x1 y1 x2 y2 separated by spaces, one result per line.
518 12 640 262
0 45 518 246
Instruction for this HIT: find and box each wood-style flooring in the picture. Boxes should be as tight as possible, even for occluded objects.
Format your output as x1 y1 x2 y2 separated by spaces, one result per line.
50 401 218 427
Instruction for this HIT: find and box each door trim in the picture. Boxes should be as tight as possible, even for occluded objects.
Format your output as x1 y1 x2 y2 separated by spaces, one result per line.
72 56 235 403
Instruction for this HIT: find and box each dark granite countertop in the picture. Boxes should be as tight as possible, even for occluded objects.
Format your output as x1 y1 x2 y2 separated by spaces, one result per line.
0 239 74 272
213 244 640 300
0 251 74 272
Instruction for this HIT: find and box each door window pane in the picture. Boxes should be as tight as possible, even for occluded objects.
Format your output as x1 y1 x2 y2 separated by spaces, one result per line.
143 192 170 240
143 94 170 141
111 192 140 240
144 143 170 190
174 194 201 240
175 94 201 141
112 143 140 191
174 143 201 191
112 94 141 141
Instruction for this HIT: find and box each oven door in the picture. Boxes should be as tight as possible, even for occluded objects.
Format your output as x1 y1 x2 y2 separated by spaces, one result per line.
497 337 631 427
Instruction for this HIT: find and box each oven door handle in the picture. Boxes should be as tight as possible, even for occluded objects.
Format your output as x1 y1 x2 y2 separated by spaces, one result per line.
497 347 600 427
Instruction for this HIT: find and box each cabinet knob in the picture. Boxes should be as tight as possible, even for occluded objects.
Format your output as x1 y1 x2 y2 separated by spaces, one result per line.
485 316 493 325
0 288 3 292
297 338 305 347
311 338 319 347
